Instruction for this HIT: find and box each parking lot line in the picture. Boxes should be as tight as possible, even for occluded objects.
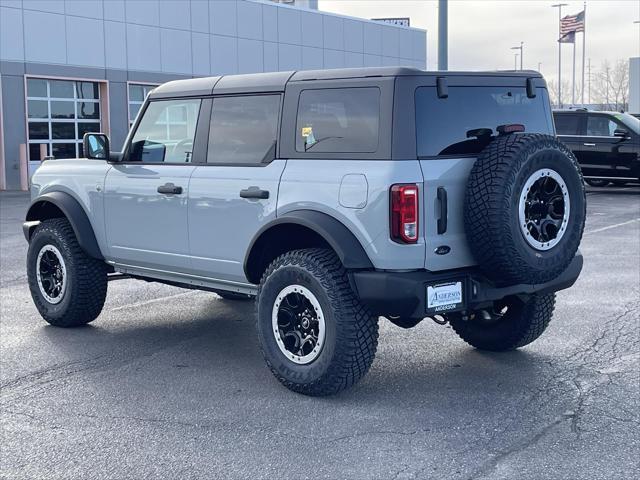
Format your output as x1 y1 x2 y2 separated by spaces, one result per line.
584 218 640 236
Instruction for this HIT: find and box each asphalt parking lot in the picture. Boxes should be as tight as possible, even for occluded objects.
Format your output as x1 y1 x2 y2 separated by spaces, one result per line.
1 186 639 480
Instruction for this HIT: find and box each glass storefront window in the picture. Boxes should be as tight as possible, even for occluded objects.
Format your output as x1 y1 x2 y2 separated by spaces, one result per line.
128 83 157 126
25 78 102 160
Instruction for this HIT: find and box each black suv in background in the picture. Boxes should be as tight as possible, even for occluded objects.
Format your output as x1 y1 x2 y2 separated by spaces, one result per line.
553 109 640 187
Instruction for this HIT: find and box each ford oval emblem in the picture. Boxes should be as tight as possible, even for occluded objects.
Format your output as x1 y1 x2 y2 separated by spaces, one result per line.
434 245 451 255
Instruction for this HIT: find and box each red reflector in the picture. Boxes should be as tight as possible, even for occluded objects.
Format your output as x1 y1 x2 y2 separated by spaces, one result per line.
497 123 525 134
390 184 419 244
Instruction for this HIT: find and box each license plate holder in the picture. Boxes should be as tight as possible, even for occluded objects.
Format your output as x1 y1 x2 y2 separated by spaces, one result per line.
426 281 464 314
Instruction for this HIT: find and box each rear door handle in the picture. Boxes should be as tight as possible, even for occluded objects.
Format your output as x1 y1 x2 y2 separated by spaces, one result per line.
583 143 596 147
240 187 269 199
437 187 448 234
157 183 183 195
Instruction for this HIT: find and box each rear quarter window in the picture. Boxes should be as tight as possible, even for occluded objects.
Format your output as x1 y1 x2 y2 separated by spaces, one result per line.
415 86 553 157
295 87 380 153
554 114 582 135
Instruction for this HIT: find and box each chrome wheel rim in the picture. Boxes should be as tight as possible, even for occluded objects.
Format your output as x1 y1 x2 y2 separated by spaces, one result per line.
272 285 325 365
36 245 67 304
518 168 570 251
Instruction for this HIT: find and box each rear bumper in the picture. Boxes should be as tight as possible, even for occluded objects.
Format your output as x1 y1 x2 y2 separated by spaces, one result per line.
350 253 583 318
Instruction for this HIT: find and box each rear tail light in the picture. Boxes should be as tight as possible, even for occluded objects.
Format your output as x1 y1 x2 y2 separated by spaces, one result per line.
390 184 419 244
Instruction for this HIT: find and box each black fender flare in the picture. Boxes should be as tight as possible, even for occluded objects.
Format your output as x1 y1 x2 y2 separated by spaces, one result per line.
25 191 104 260
244 210 373 281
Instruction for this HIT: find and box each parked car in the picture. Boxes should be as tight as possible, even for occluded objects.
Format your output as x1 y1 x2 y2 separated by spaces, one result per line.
24 68 586 395
553 109 640 187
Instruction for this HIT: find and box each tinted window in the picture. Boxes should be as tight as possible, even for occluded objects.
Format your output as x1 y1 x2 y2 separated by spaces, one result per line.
296 88 380 153
208 95 280 164
415 86 553 157
586 115 618 136
554 114 581 135
128 99 201 163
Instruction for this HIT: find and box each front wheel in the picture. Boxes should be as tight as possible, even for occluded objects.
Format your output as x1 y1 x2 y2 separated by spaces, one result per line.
27 218 107 327
256 249 378 396
449 294 555 351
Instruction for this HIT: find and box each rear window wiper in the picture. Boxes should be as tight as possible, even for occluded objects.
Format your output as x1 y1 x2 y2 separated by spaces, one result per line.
305 136 344 152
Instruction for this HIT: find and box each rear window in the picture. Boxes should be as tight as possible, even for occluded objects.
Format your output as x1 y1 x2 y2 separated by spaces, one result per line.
296 87 380 153
415 86 553 157
554 114 582 135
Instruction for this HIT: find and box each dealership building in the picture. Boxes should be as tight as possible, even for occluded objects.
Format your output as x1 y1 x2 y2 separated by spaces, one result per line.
0 0 427 190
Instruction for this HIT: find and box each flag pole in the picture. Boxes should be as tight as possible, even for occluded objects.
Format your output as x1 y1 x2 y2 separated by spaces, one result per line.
552 4 567 108
581 2 586 105
572 37 576 106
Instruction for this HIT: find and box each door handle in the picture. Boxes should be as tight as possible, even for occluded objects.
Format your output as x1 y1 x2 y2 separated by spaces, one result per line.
240 187 269 199
157 183 183 195
437 186 448 234
583 143 596 147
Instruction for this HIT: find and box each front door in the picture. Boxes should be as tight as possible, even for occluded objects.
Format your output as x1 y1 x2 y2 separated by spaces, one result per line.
103 98 203 271
188 94 284 283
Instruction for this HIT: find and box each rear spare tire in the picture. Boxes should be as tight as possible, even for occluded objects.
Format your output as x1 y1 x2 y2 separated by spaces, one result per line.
465 133 585 285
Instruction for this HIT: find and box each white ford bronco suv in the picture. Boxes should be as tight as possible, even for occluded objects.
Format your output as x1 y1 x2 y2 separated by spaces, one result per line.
24 67 585 396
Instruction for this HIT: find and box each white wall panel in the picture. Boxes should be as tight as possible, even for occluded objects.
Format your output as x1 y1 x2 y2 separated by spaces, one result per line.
382 27 399 58
344 51 363 68
126 24 161 71
210 34 237 74
363 54 382 67
160 1 191 31
302 46 323 70
343 19 363 53
323 49 344 69
126 0 159 26
262 3 278 42
65 0 103 19
238 38 263 73
190 0 209 33
278 7 301 45
104 21 127 69
192 32 210 75
323 14 343 51
301 10 322 48
237 0 262 40
0 6 24 61
23 10 66 64
263 41 278 71
363 22 382 56
23 0 64 14
210 0 236 37
161 28 192 74
278 43 301 71
398 29 413 60
103 0 125 22
66 16 105 68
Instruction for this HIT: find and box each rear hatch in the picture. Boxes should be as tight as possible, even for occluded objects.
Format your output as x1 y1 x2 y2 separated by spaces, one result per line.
415 80 555 271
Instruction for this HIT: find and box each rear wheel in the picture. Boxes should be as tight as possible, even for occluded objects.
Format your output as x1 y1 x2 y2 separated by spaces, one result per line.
256 248 378 396
27 218 107 327
449 294 555 351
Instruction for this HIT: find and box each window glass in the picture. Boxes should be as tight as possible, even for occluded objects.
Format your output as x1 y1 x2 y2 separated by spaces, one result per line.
25 78 102 161
208 95 280 164
415 86 553 157
27 100 48 118
50 80 75 98
586 115 617 136
554 114 581 135
128 99 201 163
296 87 380 153
128 83 157 127
27 79 47 97
50 101 75 119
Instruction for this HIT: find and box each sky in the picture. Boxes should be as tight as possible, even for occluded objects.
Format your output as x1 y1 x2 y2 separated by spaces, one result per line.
318 0 640 84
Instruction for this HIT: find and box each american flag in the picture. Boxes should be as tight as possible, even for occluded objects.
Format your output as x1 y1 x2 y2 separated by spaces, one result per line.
560 10 585 36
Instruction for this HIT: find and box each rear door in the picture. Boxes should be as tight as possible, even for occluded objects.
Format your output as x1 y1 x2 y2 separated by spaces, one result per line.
413 83 555 271
188 94 284 284
554 112 585 164
103 98 203 271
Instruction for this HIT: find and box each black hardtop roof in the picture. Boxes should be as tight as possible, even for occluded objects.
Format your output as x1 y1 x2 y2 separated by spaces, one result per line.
149 67 544 99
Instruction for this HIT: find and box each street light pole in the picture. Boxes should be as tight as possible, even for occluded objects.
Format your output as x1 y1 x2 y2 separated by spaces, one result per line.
438 0 448 70
511 42 523 70
552 3 568 107
514 54 519 70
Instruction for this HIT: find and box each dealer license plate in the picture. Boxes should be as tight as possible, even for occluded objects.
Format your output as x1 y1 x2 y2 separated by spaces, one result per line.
426 281 463 313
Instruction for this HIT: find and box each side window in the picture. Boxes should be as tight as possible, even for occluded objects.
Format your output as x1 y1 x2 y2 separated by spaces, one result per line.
295 87 380 153
208 95 280 165
554 114 581 135
586 115 617 137
127 99 201 163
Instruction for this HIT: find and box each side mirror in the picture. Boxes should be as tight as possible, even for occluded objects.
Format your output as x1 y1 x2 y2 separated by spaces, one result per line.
613 128 629 139
83 133 110 160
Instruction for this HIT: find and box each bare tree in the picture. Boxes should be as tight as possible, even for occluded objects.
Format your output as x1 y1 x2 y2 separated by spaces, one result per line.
591 59 629 111
548 79 583 108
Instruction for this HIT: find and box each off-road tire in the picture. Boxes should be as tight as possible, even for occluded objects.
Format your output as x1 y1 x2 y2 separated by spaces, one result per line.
256 248 378 396
584 178 610 187
27 218 107 327
449 293 555 351
465 134 586 285
213 290 252 301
